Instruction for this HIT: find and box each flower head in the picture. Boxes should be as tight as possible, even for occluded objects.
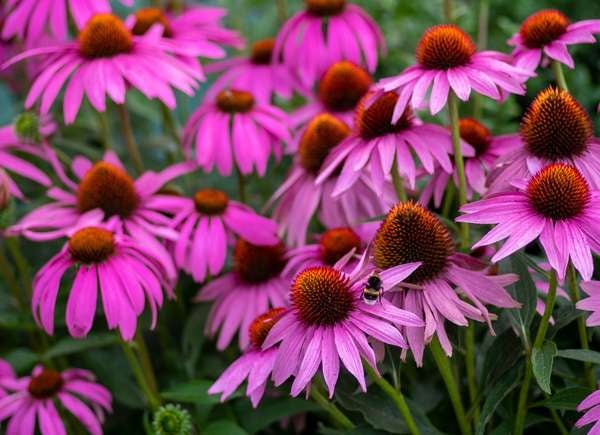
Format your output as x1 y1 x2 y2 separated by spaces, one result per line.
4 13 203 124
9 151 194 281
487 87 600 194
167 188 278 282
274 0 385 87
509 9 600 72
262 255 424 396
152 404 194 435
268 113 393 246
291 61 372 128
183 89 290 176
316 92 467 194
0 364 112 434
460 164 600 280
375 202 519 364
195 238 290 350
376 24 532 116
33 223 172 340
209 307 287 407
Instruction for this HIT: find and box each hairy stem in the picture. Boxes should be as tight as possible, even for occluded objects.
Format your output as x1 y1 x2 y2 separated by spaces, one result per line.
392 157 408 202
364 363 421 435
514 270 558 435
567 264 595 388
120 339 161 410
448 92 469 248
430 338 472 435
465 324 480 424
551 61 569 92
310 386 355 430
116 103 144 175
236 166 247 203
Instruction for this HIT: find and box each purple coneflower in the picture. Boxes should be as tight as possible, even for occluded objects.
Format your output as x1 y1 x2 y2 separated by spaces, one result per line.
373 202 519 365
291 61 372 128
274 0 385 88
2 0 133 44
183 89 290 176
0 364 112 435
262 255 424 397
509 9 600 72
376 24 532 116
487 87 600 193
33 223 172 340
0 359 15 399
317 92 468 194
420 118 521 207
209 307 286 408
578 281 600 326
195 239 290 351
3 13 203 124
268 113 393 247
167 188 278 282
8 151 194 280
283 224 377 278
459 163 600 281
576 387 600 434
205 39 303 103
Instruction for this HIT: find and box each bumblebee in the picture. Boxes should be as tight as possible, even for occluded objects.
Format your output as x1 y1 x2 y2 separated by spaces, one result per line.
362 272 383 305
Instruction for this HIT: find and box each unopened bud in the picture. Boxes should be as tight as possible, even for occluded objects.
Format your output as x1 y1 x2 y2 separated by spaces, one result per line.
152 404 193 435
14 112 41 143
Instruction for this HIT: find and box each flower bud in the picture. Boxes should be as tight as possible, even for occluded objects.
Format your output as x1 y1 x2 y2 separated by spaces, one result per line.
14 112 41 143
152 404 193 435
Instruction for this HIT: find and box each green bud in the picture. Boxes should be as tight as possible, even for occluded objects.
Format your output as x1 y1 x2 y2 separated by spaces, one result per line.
152 404 193 435
14 112 41 143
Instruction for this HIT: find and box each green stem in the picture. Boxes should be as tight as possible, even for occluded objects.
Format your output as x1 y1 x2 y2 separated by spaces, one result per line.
465 324 480 424
276 0 288 23
236 166 247 203
514 270 558 435
567 264 595 388
116 103 144 175
443 0 453 22
160 103 182 148
551 61 569 92
364 363 421 435
448 92 469 248
391 157 408 202
134 331 160 399
120 339 161 410
430 338 472 435
310 386 354 430
96 111 110 150
6 237 33 300
442 182 456 217
0 242 23 308
546 394 569 435
472 0 489 119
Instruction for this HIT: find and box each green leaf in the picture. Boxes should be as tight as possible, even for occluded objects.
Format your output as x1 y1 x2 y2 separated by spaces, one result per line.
234 397 319 434
476 365 521 435
42 333 117 360
536 387 592 410
181 305 208 378
203 420 248 435
2 348 38 373
510 253 538 331
531 341 557 394
556 349 600 365
160 379 224 405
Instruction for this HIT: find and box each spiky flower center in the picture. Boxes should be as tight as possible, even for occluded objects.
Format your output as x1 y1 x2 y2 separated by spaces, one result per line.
318 61 372 113
249 307 286 348
527 164 589 220
356 92 413 140
305 0 346 16
291 266 355 325
28 369 63 399
69 227 115 264
234 239 286 284
521 87 592 161
131 8 173 38
193 189 228 215
520 10 570 48
374 202 454 284
78 14 133 58
77 162 140 218
320 227 361 265
299 114 351 174
416 24 476 70
251 39 275 64
459 118 491 156
216 90 255 113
